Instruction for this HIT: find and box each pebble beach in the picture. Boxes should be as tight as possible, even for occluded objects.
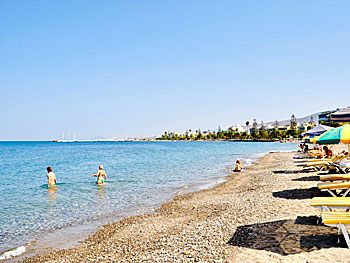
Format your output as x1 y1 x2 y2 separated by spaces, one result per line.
19 149 350 262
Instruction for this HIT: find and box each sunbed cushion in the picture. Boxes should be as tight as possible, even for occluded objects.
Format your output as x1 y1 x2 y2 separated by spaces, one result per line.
311 197 350 207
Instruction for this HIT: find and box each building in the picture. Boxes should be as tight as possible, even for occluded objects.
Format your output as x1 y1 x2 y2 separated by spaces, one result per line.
328 107 350 124
228 124 245 133
318 110 337 123
298 122 317 132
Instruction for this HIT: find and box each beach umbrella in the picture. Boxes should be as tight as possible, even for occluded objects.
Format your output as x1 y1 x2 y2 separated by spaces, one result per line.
317 124 350 154
311 135 322 144
301 124 333 137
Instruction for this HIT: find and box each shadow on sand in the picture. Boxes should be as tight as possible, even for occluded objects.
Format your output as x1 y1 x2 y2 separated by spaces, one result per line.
272 187 327 200
292 176 320 182
228 216 347 255
273 170 314 175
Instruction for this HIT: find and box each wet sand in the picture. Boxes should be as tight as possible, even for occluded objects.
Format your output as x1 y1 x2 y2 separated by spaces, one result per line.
20 149 350 262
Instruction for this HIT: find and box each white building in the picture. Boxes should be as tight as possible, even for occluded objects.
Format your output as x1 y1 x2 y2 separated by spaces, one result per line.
229 124 245 133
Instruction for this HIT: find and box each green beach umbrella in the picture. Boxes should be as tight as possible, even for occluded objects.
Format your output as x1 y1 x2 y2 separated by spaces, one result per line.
317 124 350 154
317 125 350 145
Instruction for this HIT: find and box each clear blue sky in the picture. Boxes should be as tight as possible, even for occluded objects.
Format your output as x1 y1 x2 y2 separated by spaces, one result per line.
1 1 349 140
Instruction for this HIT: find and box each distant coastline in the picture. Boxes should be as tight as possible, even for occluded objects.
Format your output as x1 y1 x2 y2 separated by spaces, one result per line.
52 138 299 143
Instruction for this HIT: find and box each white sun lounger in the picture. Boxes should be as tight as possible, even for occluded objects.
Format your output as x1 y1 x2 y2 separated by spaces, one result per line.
311 197 350 211
311 197 350 223
306 155 342 168
307 153 349 171
318 182 350 197
334 161 350 174
322 211 350 248
320 174 350 182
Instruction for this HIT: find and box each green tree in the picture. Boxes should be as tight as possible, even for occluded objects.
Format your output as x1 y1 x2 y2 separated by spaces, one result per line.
196 132 204 140
290 114 297 131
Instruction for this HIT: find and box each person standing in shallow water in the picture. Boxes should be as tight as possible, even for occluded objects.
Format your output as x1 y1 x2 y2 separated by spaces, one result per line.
234 160 242 172
92 165 108 185
47 166 56 187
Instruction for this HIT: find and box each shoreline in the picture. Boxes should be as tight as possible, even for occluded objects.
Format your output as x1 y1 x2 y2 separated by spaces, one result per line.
17 152 262 262
13 152 272 261
5 151 264 262
0 143 270 262
16 148 350 262
15 158 254 263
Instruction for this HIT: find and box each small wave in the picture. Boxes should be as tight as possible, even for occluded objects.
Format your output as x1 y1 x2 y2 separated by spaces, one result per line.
40 182 67 188
254 153 267 157
0 246 26 260
243 158 253 165
269 150 296 153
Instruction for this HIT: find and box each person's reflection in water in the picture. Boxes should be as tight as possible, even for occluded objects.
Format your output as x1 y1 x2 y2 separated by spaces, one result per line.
97 184 105 199
48 186 57 201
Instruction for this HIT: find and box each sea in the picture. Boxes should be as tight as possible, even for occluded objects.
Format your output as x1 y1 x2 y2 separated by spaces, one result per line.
0 141 297 260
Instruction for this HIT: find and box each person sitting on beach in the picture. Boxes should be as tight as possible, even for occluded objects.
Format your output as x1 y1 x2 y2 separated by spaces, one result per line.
234 160 242 172
92 165 108 185
323 146 333 158
47 166 56 187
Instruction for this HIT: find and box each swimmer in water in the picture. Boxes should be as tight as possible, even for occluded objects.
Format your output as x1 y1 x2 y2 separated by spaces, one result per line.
47 166 57 187
92 165 108 185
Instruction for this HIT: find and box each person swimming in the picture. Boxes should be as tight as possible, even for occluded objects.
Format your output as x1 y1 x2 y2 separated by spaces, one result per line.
92 165 108 185
234 160 242 172
46 166 57 187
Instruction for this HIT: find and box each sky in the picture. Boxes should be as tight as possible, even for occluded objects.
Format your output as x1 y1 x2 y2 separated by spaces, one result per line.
1 1 349 140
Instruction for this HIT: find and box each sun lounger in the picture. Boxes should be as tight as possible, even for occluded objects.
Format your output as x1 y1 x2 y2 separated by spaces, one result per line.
307 155 341 166
320 174 350 182
307 150 324 157
305 158 333 163
311 197 350 211
322 211 350 248
306 153 349 170
333 161 350 174
311 197 350 223
318 182 350 197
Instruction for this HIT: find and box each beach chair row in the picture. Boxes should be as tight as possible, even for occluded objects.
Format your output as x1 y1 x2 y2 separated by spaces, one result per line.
311 197 350 248
306 152 349 172
309 152 350 248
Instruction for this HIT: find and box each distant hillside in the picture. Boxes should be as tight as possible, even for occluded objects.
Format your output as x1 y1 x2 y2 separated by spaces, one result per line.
265 113 320 127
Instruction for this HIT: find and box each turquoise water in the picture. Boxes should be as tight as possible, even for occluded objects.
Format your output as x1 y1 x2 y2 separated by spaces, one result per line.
0 141 297 256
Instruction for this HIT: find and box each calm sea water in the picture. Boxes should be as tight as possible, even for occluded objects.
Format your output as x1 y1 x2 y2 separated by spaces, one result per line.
0 141 297 257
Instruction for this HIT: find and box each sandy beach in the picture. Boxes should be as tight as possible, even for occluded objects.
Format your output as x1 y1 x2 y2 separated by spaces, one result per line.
19 148 350 262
